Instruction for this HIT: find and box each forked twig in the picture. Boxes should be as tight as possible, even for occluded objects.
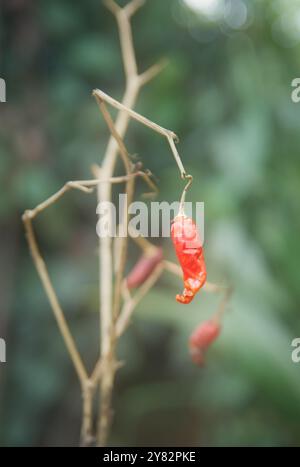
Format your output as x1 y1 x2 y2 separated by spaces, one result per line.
93 88 187 178
94 0 169 446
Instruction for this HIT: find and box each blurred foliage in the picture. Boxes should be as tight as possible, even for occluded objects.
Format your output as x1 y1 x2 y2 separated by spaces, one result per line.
1 0 300 447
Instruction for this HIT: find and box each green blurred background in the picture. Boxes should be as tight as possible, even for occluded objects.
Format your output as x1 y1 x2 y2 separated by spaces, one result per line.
1 0 300 447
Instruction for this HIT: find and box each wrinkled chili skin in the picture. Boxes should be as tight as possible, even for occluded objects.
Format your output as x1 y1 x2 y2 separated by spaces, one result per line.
171 215 206 304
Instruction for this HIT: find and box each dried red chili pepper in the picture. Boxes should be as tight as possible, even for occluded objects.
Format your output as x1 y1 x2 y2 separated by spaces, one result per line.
189 319 221 366
171 214 206 304
126 247 163 289
189 319 221 349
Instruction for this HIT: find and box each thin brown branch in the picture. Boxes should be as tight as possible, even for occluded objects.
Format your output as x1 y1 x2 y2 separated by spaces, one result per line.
97 166 136 447
97 345 117 447
167 135 186 178
96 0 166 447
179 174 193 213
94 95 132 175
93 88 189 179
93 88 178 140
124 0 145 18
139 59 168 86
22 213 88 385
96 0 152 366
26 181 93 219
139 170 158 197
23 176 153 221
112 175 135 320
91 359 104 387
81 379 95 446
118 9 138 79
96 177 135 446
104 0 141 80
103 0 121 15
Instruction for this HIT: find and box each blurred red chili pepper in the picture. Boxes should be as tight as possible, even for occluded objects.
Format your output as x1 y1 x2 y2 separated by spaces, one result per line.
126 247 163 289
189 319 221 366
171 214 206 304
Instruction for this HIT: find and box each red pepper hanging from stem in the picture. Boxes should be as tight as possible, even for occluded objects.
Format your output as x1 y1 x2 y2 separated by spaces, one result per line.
171 176 206 304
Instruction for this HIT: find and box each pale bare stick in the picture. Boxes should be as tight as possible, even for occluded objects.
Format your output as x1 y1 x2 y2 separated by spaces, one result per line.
81 379 95 446
139 170 158 197
22 213 88 385
94 73 142 445
178 175 193 215
24 186 97 446
104 0 139 78
96 0 166 446
93 89 177 141
93 89 190 179
96 0 164 364
94 94 132 175
24 174 154 221
124 0 145 18
139 59 168 86
96 0 163 363
97 110 136 445
103 0 121 16
113 175 135 319
90 359 104 387
96 94 137 318
23 183 101 446
25 181 93 219
100 0 148 177
91 170 157 396
166 136 187 179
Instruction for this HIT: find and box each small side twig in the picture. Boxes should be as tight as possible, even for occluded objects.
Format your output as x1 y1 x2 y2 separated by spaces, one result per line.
93 88 187 178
